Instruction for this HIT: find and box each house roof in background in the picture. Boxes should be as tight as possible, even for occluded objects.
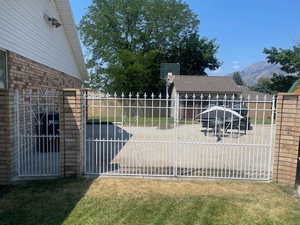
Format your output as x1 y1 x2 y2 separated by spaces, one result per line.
173 75 241 93
54 0 88 80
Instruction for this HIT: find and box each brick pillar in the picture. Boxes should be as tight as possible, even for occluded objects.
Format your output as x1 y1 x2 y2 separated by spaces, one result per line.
61 89 84 177
273 93 300 186
0 90 14 185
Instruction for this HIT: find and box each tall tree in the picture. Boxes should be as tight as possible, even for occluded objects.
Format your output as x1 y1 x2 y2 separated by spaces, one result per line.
163 33 221 75
80 0 199 65
262 44 300 93
269 74 298 93
232 72 244 85
251 77 272 94
251 74 298 94
264 44 300 76
79 0 221 91
106 50 165 95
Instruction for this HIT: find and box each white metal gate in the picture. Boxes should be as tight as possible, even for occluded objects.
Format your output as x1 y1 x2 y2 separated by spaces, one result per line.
14 90 61 177
83 91 276 181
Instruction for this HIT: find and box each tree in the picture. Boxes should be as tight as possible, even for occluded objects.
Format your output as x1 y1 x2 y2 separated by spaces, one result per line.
264 44 300 76
251 74 298 94
232 72 244 85
251 77 272 94
80 0 199 64
106 50 165 95
79 0 221 91
162 33 221 75
262 44 300 93
269 74 298 93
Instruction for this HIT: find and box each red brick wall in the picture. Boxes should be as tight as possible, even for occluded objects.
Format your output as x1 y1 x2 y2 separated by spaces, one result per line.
7 51 82 91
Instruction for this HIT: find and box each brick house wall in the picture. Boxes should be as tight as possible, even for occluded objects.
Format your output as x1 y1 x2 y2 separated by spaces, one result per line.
0 90 14 184
7 51 82 91
0 51 83 185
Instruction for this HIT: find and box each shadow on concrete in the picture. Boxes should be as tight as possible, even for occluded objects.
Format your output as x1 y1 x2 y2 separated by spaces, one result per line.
86 122 132 174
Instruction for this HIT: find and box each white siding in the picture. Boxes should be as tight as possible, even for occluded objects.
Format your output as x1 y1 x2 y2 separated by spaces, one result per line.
0 0 81 79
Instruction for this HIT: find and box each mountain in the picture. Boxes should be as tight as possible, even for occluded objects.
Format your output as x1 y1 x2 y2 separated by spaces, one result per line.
228 61 287 85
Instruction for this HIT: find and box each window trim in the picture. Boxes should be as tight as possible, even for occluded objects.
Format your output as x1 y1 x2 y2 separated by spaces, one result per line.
0 48 8 89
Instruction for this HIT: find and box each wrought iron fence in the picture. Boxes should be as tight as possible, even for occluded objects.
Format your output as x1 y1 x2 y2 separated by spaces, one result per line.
83 91 276 181
14 90 61 177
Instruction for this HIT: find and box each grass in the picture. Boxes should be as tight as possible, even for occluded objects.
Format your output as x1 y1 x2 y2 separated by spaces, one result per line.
0 178 299 225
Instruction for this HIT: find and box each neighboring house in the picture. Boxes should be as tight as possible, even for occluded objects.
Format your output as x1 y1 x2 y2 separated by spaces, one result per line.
171 75 241 98
288 79 300 93
0 0 88 92
170 76 241 120
170 76 273 121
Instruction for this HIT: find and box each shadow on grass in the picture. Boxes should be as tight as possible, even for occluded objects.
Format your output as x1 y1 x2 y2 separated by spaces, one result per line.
0 178 94 225
0 185 13 199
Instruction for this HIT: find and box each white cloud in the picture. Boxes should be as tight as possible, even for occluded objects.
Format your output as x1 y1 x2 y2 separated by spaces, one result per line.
232 65 240 70
232 61 240 70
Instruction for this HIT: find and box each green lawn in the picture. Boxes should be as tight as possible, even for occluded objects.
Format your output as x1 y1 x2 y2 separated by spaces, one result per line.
0 178 299 225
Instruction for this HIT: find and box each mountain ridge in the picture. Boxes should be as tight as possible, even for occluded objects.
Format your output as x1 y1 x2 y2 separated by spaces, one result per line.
227 61 287 85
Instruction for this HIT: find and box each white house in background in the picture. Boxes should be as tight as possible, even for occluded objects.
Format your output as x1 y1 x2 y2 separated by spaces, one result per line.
0 0 88 91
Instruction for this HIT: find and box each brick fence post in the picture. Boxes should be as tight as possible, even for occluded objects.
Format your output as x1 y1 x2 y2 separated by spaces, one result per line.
0 90 14 185
273 93 300 186
61 89 85 177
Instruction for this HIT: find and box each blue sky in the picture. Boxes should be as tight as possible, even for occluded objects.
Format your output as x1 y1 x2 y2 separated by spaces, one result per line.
70 0 300 75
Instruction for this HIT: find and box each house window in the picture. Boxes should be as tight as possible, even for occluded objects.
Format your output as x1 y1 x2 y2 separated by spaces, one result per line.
0 50 7 89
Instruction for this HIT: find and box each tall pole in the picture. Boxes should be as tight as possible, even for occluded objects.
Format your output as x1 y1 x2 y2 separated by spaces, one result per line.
166 83 168 98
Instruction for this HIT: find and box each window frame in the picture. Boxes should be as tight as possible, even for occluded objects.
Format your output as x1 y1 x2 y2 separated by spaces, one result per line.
0 48 8 89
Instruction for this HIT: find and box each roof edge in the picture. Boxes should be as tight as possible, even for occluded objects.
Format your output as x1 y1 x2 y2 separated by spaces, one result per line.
54 0 88 81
